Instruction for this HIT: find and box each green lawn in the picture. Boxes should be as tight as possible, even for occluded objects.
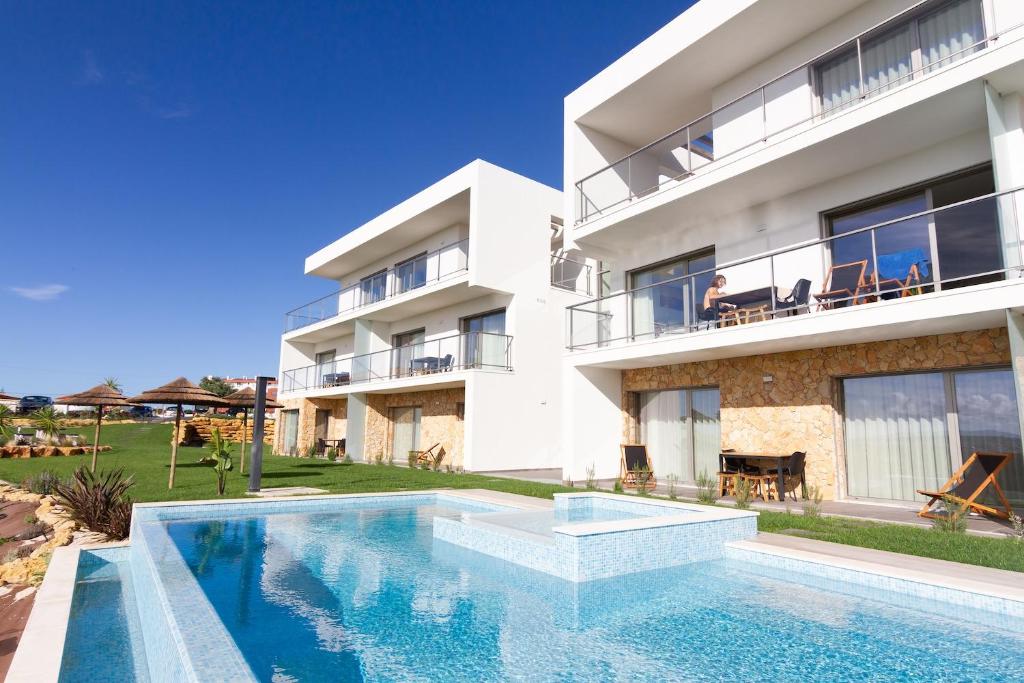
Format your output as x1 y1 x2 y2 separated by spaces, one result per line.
0 423 574 502
1 423 1021 572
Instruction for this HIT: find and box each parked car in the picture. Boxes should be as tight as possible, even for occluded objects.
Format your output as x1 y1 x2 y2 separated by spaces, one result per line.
126 406 153 419
17 395 53 414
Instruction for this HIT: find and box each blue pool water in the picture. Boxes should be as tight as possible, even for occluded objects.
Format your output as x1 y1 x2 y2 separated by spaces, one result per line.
59 550 150 682
151 501 1024 682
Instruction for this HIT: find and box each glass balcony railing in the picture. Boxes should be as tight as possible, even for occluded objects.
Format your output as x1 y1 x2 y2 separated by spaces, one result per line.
575 0 1008 224
281 331 513 393
567 188 1024 350
284 239 470 332
551 255 593 296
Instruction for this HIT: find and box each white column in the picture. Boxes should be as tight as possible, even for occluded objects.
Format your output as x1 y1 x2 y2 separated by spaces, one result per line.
984 84 1024 271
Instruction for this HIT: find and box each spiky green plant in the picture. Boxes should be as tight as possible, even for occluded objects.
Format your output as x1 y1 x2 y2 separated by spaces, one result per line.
696 470 718 504
200 428 233 496
0 405 13 442
54 467 135 540
31 405 66 444
103 377 123 392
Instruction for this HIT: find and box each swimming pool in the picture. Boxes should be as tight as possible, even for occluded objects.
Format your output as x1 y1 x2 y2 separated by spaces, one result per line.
30 492 1024 682
50 494 1024 682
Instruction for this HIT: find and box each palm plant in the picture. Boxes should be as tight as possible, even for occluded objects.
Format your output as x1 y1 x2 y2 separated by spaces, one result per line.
103 377 123 392
200 428 233 496
0 404 13 443
31 405 66 444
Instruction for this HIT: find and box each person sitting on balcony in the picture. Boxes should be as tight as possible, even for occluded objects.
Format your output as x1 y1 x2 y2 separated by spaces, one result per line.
700 274 737 325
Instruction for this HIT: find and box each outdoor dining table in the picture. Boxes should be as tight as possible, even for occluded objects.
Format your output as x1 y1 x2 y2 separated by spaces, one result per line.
719 451 806 501
714 286 778 309
410 356 440 373
322 438 344 452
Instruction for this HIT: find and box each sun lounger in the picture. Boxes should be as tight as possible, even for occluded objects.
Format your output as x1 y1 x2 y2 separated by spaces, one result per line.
620 444 657 491
917 451 1015 520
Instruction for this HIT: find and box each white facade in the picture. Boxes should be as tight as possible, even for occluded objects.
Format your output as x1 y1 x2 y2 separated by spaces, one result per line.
561 0 1024 500
278 160 590 471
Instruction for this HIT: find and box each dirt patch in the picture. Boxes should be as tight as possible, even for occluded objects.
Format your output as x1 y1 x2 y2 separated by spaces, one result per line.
0 584 36 679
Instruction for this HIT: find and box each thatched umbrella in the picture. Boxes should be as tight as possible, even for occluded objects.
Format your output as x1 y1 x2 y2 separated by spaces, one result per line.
223 387 282 475
54 384 135 472
128 377 228 489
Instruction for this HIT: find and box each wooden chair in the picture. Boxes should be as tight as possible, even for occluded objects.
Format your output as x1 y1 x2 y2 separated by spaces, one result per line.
917 452 1015 520
813 260 868 310
739 471 775 502
413 443 441 467
717 452 745 496
620 444 657 491
753 452 807 502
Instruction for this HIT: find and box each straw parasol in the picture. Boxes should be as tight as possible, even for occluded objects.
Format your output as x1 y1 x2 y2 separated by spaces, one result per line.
55 384 135 472
223 388 282 475
128 378 228 489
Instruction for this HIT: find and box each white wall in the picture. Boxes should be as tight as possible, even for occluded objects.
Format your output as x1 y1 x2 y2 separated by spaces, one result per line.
561 364 623 481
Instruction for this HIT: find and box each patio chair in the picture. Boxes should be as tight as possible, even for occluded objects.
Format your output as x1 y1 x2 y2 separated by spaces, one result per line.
439 354 454 371
813 260 868 310
917 452 1015 520
755 451 807 502
775 279 812 316
698 304 719 330
717 451 748 496
414 443 442 467
619 444 657 491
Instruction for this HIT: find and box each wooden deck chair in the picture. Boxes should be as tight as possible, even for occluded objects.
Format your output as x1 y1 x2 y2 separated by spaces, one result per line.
917 452 1015 520
414 443 441 467
620 444 657 491
813 260 868 310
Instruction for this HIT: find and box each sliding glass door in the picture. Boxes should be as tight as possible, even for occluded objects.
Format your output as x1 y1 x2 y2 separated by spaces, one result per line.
281 410 299 456
390 406 421 460
843 368 1023 503
630 250 714 339
638 387 720 482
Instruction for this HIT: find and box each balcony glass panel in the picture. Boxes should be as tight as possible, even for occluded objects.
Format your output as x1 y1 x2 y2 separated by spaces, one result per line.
281 331 513 393
567 188 1022 350
574 0 996 224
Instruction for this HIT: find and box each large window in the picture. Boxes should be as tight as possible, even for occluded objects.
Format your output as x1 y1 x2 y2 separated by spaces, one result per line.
843 368 1023 504
461 309 507 369
630 249 715 338
826 166 1000 295
390 406 421 460
360 270 387 305
638 387 720 483
395 253 427 294
281 410 299 456
816 0 985 116
392 328 425 378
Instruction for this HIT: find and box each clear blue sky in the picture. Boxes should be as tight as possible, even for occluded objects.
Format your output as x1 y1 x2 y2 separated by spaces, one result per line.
1 0 692 397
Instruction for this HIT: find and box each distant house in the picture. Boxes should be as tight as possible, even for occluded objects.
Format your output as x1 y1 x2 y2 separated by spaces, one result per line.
224 377 278 403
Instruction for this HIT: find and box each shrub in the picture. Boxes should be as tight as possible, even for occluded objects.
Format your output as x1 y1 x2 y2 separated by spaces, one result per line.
54 467 135 541
931 494 968 534
407 451 417 468
385 450 394 466
372 450 384 466
613 479 623 493
342 454 353 465
695 470 718 505
304 443 317 459
325 447 337 461
21 470 66 495
585 464 597 491
803 485 824 519
1010 513 1024 542
0 405 13 443
734 478 753 510
666 474 679 500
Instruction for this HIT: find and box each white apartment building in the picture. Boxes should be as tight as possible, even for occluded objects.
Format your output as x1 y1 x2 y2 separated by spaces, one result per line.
562 0 1024 505
276 160 588 472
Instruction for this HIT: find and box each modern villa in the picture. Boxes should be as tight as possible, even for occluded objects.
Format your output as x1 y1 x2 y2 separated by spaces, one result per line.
562 0 1024 507
276 160 588 472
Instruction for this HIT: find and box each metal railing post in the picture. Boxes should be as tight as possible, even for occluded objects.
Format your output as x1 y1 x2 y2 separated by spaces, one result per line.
870 229 881 301
856 37 865 99
761 86 767 141
686 125 692 174
769 255 777 317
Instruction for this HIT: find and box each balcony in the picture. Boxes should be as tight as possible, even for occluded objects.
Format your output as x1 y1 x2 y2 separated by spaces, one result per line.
284 239 469 333
575 0 1003 225
281 331 513 393
551 255 594 296
567 188 1024 351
